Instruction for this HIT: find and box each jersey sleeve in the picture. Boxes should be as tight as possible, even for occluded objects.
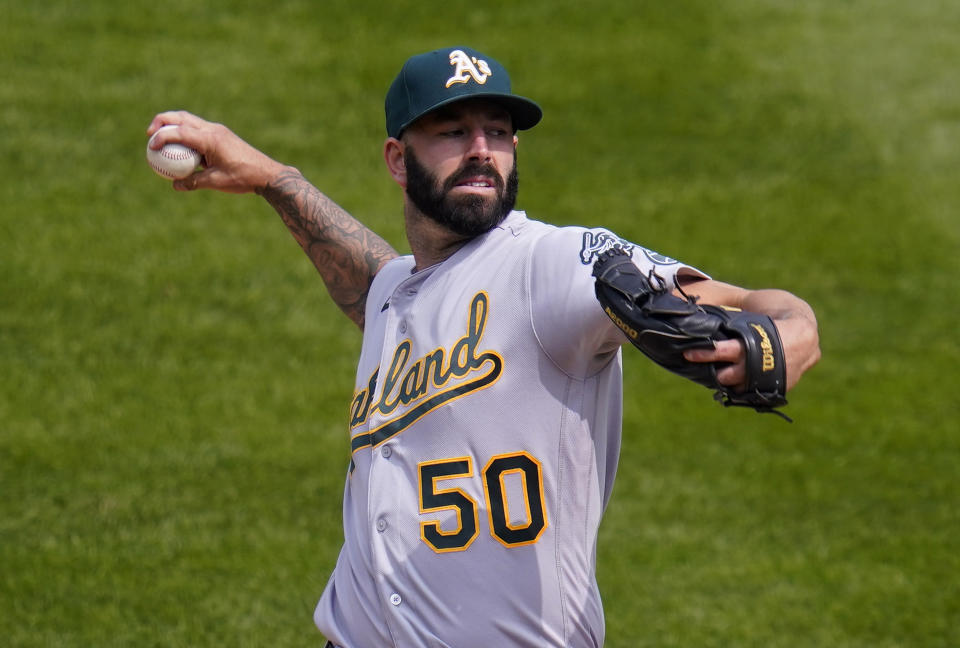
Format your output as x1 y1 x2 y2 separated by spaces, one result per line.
528 226 707 378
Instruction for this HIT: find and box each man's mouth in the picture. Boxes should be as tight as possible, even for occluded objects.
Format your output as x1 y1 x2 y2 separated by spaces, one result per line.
454 175 496 190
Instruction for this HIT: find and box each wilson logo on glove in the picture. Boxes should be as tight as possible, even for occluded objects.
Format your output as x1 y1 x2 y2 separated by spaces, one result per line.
749 322 777 372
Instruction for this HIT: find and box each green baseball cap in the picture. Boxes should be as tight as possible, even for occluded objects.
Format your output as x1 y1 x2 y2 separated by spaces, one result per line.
385 46 542 138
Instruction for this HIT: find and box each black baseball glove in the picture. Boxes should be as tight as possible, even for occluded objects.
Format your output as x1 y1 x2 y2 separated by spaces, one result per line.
592 247 790 420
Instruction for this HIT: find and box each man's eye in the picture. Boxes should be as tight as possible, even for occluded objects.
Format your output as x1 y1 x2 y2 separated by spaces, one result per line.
441 129 464 137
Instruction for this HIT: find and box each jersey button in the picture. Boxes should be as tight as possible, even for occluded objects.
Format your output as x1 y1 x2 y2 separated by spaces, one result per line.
389 593 402 606
376 518 387 532
381 445 392 458
398 320 408 334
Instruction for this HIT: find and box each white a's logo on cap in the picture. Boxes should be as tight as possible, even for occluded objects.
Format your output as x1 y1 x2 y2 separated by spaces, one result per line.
445 50 493 88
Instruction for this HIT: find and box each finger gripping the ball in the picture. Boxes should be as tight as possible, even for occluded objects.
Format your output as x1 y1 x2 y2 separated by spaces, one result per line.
146 125 202 180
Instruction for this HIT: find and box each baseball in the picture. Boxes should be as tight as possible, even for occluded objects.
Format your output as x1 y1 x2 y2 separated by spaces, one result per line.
146 125 201 180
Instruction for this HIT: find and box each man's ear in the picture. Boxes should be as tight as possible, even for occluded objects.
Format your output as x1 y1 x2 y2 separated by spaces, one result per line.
383 137 406 187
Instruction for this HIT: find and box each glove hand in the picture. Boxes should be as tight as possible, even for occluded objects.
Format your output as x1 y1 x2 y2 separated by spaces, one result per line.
592 247 791 420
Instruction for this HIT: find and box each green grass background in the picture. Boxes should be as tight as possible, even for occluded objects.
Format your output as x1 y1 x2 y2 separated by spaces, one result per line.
2 1 958 646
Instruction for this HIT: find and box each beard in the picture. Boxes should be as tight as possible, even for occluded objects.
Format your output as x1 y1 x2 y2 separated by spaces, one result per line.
403 147 519 238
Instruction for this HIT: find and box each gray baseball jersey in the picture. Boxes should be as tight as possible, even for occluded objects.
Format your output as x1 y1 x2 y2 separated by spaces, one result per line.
314 210 702 647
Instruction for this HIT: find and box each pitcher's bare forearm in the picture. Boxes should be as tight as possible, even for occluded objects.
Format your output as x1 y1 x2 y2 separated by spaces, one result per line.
257 169 399 329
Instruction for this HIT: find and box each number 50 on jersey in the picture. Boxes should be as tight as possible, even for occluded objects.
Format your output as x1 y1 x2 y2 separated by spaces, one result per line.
418 451 548 552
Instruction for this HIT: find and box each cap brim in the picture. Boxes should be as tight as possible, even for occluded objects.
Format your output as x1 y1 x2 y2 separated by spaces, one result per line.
398 92 542 137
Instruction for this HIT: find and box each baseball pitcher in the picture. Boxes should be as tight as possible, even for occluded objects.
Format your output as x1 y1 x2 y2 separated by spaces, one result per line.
147 45 820 647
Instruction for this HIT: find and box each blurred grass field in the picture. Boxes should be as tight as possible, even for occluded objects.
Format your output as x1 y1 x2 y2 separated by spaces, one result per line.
1 0 958 646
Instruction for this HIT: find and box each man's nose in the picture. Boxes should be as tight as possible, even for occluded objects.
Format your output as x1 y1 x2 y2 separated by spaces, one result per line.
466 129 491 161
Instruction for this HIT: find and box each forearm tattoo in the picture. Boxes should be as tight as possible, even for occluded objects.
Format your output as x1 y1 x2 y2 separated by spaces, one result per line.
257 169 398 329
